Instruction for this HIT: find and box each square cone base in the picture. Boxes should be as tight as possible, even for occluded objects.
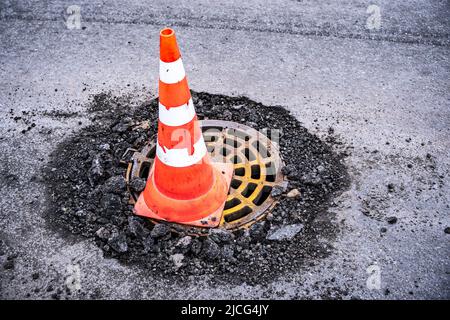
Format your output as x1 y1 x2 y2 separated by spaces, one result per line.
134 161 233 228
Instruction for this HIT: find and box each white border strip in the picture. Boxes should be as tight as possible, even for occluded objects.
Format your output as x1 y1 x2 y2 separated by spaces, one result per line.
159 98 196 126
159 58 185 84
156 135 207 167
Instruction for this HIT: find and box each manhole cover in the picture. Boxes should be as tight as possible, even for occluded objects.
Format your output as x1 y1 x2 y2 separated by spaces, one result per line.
44 90 350 284
123 120 286 233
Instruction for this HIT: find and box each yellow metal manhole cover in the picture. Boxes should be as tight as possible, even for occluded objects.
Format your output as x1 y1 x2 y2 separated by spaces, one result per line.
122 120 286 234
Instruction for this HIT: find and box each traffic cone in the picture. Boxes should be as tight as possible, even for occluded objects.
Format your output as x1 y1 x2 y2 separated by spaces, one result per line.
134 28 233 227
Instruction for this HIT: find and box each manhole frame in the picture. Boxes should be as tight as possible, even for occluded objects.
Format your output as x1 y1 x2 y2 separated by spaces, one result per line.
122 120 286 234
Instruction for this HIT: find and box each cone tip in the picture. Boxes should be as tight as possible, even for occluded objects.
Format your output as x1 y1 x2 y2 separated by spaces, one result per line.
159 28 180 62
160 28 175 38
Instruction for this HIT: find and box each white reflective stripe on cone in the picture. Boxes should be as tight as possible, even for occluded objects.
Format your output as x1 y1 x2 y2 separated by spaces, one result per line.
159 98 196 126
159 58 185 84
156 135 207 167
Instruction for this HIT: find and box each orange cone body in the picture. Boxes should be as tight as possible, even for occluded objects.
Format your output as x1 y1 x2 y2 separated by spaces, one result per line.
134 28 232 227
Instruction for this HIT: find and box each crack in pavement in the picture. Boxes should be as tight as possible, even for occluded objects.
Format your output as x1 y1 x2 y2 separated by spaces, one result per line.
1 14 449 47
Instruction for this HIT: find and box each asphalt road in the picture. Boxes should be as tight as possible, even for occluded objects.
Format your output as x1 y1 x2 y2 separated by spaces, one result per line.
0 0 449 299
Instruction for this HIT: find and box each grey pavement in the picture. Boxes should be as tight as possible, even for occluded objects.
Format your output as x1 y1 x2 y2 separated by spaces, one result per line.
0 0 449 299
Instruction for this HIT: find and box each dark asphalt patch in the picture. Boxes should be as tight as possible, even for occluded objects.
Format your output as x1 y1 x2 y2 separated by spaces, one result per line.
42 91 350 285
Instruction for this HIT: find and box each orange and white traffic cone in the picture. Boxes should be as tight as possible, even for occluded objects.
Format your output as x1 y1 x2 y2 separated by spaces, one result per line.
134 28 233 227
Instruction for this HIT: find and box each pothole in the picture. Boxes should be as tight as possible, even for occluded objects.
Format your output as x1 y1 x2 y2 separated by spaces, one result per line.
43 90 350 285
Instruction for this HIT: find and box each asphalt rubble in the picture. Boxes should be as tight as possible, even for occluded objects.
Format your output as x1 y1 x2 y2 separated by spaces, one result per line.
43 91 350 285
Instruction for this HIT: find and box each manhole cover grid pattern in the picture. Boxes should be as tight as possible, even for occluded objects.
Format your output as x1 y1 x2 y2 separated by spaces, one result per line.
124 120 285 231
